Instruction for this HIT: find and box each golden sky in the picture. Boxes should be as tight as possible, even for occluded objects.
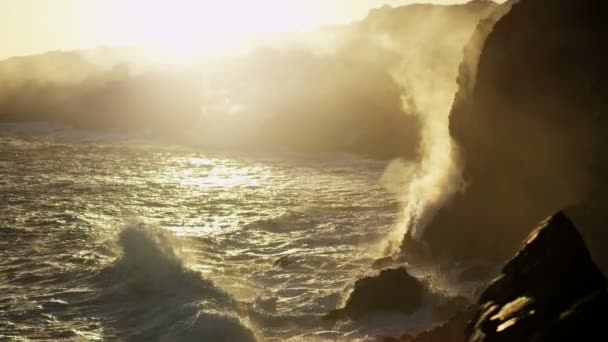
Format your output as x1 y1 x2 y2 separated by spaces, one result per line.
0 0 477 59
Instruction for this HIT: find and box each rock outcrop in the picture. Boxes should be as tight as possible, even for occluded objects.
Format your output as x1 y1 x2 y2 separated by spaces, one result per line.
420 0 608 267
327 268 423 320
398 212 607 342
466 213 608 341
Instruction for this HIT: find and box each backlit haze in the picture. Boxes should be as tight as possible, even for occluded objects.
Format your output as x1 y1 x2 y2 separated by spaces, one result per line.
1 0 496 61
7 0 580 341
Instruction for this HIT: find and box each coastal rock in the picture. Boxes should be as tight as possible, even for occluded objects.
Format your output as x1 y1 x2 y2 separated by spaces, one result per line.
327 268 423 320
466 213 608 341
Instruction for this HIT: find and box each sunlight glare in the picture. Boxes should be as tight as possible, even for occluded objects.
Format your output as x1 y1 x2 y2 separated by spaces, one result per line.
111 0 327 62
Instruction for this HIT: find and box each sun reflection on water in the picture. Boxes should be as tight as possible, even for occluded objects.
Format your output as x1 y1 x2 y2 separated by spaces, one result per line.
155 157 266 189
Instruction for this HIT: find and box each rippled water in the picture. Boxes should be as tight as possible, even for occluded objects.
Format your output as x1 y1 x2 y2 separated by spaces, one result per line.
1 124 434 341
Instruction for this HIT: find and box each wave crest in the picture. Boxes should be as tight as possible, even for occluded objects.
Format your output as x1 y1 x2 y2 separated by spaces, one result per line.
95 223 259 341
107 224 220 296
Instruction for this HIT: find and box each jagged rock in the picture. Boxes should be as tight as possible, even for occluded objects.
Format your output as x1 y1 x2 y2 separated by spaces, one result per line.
420 0 608 267
466 213 608 341
326 268 423 320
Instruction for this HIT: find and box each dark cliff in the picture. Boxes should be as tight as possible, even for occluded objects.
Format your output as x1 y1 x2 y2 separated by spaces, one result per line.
419 0 608 268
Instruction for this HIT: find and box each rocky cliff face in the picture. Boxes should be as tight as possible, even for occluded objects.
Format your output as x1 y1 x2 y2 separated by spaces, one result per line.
420 0 608 267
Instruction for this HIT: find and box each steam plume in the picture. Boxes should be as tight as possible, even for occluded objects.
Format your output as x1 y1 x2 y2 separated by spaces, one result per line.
376 3 495 255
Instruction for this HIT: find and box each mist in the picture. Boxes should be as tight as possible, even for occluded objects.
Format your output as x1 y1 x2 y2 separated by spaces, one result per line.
0 1 496 162
373 1 496 254
0 2 499 264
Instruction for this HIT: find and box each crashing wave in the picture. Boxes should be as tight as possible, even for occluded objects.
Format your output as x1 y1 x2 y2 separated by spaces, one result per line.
95 223 259 341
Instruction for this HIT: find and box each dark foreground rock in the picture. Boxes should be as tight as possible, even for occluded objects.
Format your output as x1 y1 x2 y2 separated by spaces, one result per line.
327 268 423 320
397 212 607 342
466 213 608 341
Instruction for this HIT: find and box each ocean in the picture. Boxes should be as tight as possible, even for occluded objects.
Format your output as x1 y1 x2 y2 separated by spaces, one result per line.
0 123 456 341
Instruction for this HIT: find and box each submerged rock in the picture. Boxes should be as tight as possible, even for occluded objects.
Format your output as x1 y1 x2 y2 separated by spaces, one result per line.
272 256 294 268
326 267 423 320
466 213 608 341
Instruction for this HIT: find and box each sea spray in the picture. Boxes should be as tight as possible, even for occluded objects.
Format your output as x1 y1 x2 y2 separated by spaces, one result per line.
381 144 463 256
382 70 464 258
378 2 518 257
374 10 481 255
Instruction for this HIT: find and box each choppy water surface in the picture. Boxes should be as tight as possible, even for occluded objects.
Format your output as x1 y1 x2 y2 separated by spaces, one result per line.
1 125 428 341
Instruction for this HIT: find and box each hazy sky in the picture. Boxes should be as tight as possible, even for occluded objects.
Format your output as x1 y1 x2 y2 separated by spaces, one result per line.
0 0 477 59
